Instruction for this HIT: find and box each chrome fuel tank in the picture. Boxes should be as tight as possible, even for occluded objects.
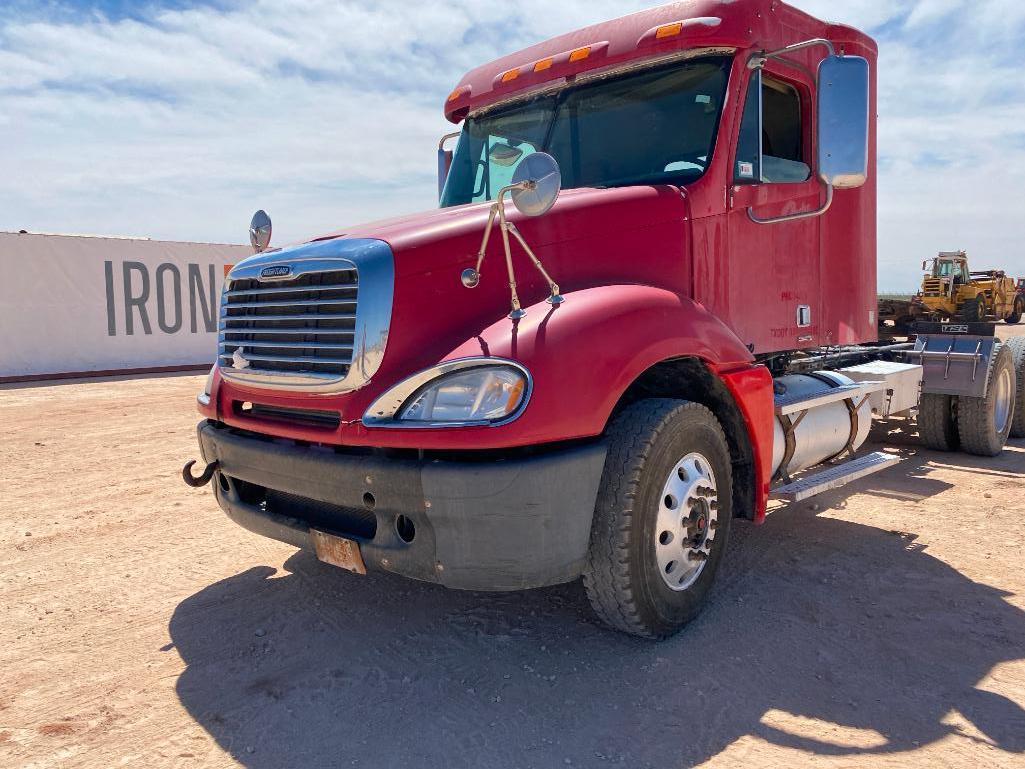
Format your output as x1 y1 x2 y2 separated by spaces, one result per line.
771 372 873 476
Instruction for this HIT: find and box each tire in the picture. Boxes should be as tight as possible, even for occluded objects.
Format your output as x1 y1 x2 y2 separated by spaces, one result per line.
1005 336 1025 438
918 393 960 452
960 297 984 323
582 399 733 639
957 343 1016 456
1006 296 1024 325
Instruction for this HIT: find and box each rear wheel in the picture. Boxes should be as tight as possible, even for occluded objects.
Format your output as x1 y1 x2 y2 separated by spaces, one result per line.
958 344 1016 456
583 399 733 639
1006 296 1024 325
918 393 960 452
1005 337 1025 439
960 297 984 323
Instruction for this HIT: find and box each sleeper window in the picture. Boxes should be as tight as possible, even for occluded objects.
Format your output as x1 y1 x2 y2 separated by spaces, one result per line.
735 73 811 184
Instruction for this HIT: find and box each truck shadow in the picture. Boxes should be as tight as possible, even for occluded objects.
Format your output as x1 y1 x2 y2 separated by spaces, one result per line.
170 507 1025 767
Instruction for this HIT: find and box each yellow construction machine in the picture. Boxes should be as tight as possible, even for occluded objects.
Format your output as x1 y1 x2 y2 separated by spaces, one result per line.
918 251 1023 324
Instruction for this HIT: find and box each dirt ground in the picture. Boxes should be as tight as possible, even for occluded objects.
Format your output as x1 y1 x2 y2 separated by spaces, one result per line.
2 329 1024 769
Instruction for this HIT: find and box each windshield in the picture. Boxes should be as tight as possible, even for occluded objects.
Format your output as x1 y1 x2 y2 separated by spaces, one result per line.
440 56 731 208
934 261 967 281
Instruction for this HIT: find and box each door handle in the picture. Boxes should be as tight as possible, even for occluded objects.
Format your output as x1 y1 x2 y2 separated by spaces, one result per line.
747 181 834 225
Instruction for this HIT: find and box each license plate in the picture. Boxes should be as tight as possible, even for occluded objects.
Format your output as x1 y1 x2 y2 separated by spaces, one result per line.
310 529 367 575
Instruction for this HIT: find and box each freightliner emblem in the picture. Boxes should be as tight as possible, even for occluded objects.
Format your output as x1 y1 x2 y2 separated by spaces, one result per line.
260 265 292 279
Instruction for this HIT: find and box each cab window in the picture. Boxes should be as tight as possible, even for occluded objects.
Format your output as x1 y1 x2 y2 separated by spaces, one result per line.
735 72 810 184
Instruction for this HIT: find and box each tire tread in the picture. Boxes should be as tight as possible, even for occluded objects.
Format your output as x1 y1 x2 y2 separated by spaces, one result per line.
958 343 1015 456
918 393 959 452
582 399 730 639
960 297 982 323
1005 336 1025 439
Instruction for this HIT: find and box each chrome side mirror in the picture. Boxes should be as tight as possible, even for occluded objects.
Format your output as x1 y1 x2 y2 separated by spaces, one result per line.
249 210 272 253
510 152 562 217
817 55 870 190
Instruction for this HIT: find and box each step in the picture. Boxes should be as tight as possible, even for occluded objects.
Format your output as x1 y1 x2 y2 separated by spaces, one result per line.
770 451 902 503
775 381 885 416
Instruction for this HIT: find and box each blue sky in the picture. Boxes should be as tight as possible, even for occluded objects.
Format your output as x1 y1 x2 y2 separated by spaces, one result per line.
2 0 1024 289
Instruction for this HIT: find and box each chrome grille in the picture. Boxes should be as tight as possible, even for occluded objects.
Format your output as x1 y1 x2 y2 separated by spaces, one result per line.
219 269 358 376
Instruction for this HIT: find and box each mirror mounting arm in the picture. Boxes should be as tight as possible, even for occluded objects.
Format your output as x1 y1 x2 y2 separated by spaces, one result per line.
496 183 528 319
437 131 462 200
745 37 839 227
462 180 564 318
745 36 867 225
748 38 836 70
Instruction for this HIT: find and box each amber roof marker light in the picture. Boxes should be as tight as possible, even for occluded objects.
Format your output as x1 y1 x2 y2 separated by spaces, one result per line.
656 22 684 39
569 46 591 62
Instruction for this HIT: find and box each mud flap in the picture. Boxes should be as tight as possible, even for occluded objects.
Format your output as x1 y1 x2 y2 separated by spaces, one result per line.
909 326 998 398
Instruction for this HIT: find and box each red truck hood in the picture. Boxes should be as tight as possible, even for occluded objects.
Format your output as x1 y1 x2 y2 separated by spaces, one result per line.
313 185 689 279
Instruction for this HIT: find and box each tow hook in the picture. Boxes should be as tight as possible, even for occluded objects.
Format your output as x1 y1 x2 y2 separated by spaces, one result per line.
182 459 219 488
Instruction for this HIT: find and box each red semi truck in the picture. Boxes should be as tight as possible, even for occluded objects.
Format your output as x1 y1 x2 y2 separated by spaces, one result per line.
184 0 1024 638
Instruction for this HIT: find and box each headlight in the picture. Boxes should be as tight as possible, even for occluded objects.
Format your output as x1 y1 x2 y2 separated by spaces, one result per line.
401 367 525 422
364 359 530 427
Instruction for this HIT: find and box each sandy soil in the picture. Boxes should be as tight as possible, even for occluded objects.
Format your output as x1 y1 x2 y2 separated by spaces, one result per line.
1 329 1024 769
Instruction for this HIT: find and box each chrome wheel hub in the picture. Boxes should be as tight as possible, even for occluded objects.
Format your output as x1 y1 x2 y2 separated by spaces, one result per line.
655 452 719 591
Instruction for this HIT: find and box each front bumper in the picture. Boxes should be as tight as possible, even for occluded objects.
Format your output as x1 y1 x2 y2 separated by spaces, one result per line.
197 421 607 591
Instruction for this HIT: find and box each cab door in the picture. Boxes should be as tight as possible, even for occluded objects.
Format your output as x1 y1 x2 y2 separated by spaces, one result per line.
726 66 824 355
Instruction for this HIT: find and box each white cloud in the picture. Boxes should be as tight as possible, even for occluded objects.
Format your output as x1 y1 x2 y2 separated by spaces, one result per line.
788 0 904 29
904 0 961 28
1 0 1024 289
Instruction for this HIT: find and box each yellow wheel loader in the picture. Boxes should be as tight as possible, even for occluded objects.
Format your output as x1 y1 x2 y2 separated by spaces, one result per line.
919 251 1024 324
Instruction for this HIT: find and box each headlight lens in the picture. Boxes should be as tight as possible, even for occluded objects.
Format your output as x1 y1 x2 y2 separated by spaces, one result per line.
399 366 527 423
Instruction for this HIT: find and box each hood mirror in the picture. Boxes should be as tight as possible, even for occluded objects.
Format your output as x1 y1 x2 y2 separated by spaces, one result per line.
249 210 272 253
510 153 562 217
461 152 565 318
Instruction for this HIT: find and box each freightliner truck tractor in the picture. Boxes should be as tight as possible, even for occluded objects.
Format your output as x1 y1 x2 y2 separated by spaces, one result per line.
183 0 1024 638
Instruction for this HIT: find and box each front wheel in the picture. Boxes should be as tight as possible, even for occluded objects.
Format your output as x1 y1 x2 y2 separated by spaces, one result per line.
960 297 985 323
583 399 733 639
1006 296 1024 325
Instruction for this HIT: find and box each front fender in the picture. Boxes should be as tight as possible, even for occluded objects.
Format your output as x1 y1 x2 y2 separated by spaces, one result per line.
443 284 755 447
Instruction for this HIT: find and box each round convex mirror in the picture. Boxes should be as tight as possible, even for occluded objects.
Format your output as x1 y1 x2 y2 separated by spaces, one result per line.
250 210 272 253
510 153 562 217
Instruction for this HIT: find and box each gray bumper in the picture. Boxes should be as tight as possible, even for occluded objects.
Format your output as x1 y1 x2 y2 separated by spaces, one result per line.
197 422 607 591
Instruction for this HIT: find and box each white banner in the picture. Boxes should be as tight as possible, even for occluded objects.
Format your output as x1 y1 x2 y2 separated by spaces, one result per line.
0 232 251 379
